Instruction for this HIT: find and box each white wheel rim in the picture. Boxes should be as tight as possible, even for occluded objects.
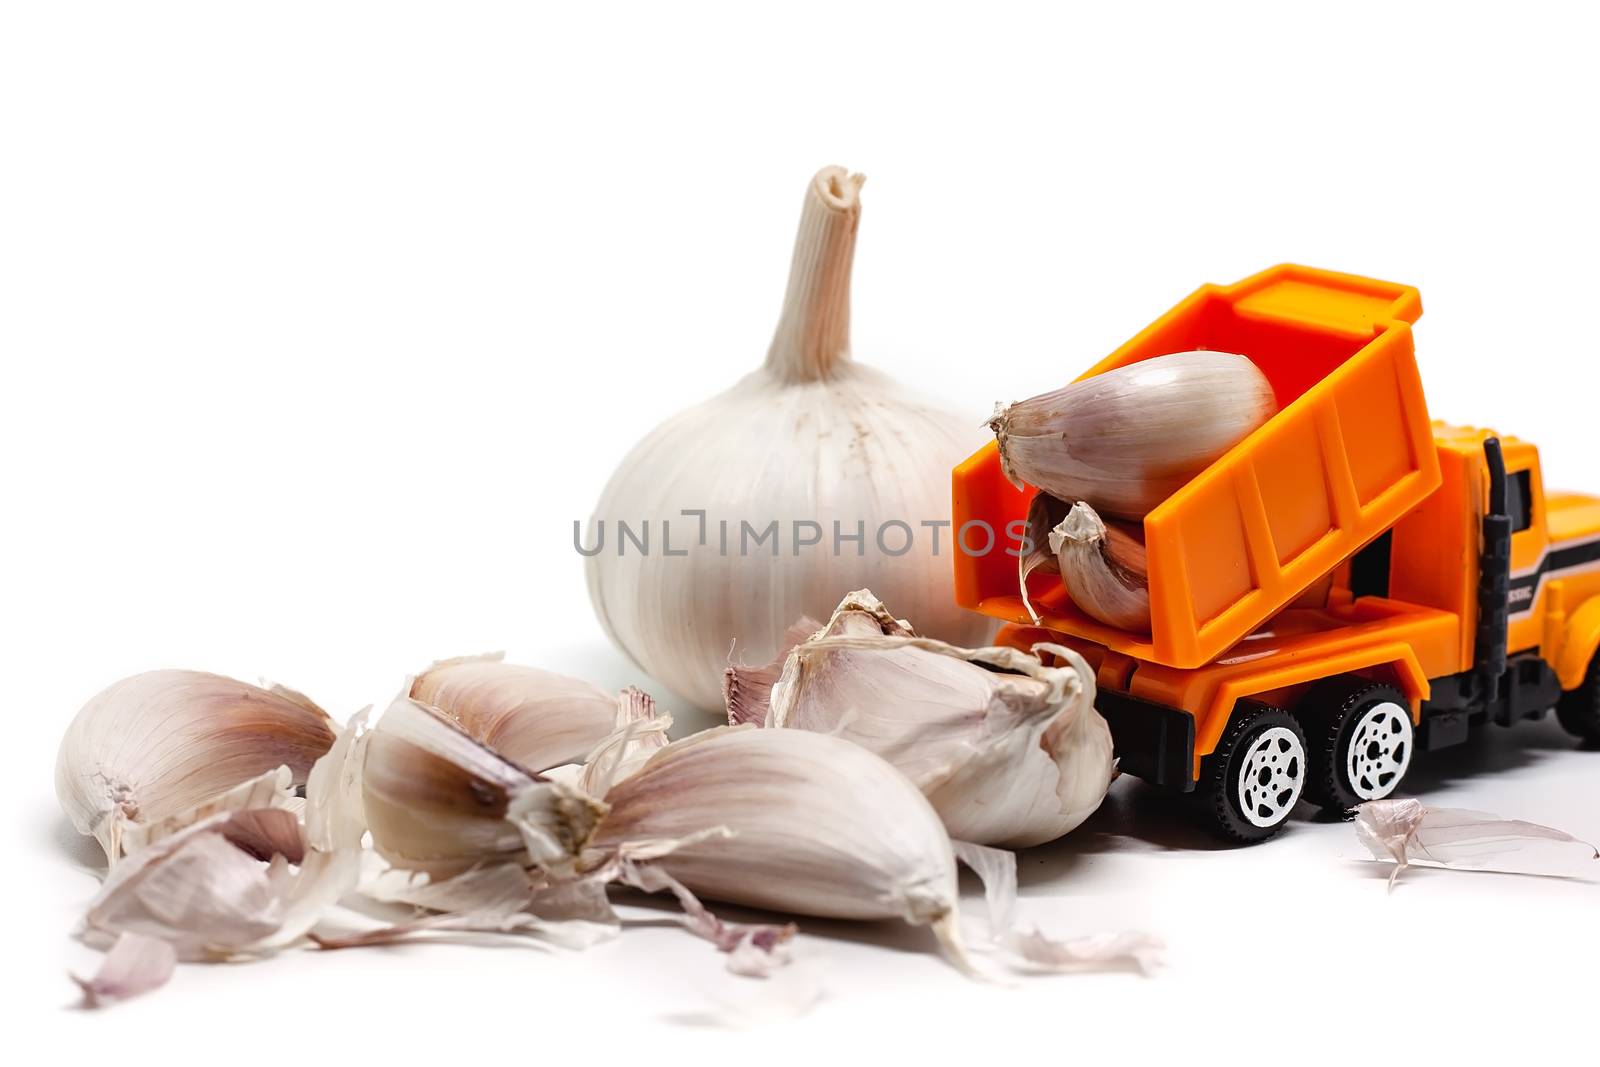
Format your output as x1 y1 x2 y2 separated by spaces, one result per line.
1345 700 1413 800
1236 726 1305 828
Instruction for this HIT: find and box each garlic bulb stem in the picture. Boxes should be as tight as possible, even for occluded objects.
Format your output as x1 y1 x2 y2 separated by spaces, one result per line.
764 167 864 383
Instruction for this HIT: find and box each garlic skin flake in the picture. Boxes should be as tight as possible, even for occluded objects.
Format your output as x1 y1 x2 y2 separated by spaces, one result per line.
1050 502 1151 631
72 931 178 1009
83 806 358 961
410 653 620 772
952 841 1163 976
586 166 989 711
739 590 1114 847
56 670 338 862
591 725 970 962
361 689 607 879
1355 798 1600 888
575 686 672 797
989 351 1276 518
1019 492 1069 622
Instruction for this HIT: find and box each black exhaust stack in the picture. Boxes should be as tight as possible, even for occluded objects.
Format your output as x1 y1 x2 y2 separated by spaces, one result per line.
1476 437 1512 702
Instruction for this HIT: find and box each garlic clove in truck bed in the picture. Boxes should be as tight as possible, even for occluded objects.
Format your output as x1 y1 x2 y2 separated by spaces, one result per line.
989 350 1276 519
1050 501 1151 632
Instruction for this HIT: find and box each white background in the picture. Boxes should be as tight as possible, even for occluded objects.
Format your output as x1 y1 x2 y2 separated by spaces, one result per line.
4 1 1598 1061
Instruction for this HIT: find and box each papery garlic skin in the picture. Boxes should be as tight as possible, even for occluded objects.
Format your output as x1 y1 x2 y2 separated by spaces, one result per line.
1019 492 1070 622
410 653 619 772
1355 798 1600 888
1051 502 1151 631
72 932 177 1009
989 351 1276 518
56 670 338 862
361 690 607 879
576 687 672 796
83 806 357 961
592 726 961 932
751 590 1114 847
586 166 989 712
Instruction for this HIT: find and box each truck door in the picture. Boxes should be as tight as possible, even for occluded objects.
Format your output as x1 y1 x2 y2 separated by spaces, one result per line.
1503 448 1549 654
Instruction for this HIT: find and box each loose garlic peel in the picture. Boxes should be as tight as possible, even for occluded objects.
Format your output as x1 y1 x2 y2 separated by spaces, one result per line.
82 803 361 964
1019 492 1070 622
742 590 1114 848
56 670 339 862
586 165 989 712
360 688 607 880
289 676 793 974
410 653 621 772
1051 502 1151 632
952 842 1163 975
575 686 672 797
1354 798 1600 890
989 350 1277 519
590 725 974 970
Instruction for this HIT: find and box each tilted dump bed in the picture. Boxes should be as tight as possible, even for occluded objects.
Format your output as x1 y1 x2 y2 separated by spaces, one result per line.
953 264 1441 670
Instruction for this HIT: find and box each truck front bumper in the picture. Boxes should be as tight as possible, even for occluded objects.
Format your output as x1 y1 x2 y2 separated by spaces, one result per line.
1095 689 1198 793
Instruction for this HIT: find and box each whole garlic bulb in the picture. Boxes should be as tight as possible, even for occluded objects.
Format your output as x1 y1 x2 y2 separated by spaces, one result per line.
585 166 990 711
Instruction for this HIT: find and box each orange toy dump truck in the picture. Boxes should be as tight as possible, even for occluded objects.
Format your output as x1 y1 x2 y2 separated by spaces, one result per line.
952 265 1600 841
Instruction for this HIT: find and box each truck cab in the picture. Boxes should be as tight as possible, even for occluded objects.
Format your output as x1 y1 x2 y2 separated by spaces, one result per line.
952 266 1600 841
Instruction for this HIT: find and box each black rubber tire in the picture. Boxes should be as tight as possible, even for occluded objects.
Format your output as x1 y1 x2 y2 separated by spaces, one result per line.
1196 703 1308 844
1556 653 1600 742
1299 678 1413 813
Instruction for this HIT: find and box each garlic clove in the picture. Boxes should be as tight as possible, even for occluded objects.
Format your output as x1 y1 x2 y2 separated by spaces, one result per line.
1050 502 1151 631
989 350 1277 518
119 765 295 855
754 590 1114 847
361 688 607 880
589 724 971 967
56 670 339 862
1019 492 1070 622
410 653 621 773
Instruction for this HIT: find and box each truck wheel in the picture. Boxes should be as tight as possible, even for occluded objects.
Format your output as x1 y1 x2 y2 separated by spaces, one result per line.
1300 679 1414 811
1556 654 1600 742
1198 703 1308 843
